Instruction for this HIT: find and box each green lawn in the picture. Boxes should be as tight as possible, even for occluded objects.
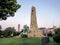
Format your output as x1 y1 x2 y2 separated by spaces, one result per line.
48 37 58 45
0 37 41 45
0 37 58 45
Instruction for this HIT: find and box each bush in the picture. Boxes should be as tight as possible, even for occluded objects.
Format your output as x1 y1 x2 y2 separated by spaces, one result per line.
55 28 60 34
0 30 2 37
13 32 17 36
53 34 60 43
0 31 5 38
53 28 60 43
21 34 28 38
13 32 20 36
4 27 16 37
47 32 53 37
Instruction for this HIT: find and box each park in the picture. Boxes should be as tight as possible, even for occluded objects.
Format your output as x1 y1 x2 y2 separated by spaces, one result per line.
0 0 60 45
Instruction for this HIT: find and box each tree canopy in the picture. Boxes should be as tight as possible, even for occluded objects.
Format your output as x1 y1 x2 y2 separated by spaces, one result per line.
23 25 29 33
0 25 2 30
0 0 20 20
53 28 60 43
4 27 16 37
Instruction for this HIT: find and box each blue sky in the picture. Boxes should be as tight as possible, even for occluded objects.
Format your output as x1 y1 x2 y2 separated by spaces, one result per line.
0 0 60 31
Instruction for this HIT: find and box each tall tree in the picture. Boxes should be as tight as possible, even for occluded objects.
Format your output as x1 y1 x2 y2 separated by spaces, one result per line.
0 0 20 20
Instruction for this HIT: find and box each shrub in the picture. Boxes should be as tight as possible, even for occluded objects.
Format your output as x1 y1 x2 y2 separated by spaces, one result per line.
4 27 16 37
47 32 53 37
53 34 60 43
53 28 60 43
13 32 20 36
21 34 28 38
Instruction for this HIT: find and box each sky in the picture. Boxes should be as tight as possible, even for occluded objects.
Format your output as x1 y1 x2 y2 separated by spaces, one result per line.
0 0 60 31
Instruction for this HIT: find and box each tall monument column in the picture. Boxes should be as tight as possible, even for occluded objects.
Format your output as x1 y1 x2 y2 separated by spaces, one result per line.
28 6 44 37
30 6 38 37
18 24 20 32
30 6 38 31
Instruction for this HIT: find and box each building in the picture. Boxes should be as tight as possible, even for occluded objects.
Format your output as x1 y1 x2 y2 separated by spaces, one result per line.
46 26 57 35
38 27 46 34
28 6 44 37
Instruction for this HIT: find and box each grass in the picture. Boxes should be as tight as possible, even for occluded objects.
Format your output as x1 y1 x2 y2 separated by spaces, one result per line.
48 37 58 45
0 37 41 45
0 37 59 45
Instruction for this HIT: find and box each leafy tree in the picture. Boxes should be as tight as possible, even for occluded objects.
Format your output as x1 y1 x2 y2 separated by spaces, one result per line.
0 30 5 38
21 34 28 38
0 30 2 37
47 31 53 37
4 27 16 37
55 28 60 34
13 32 20 36
0 25 2 29
23 25 29 33
53 34 60 43
53 28 60 43
20 25 29 38
0 0 21 20
0 25 2 37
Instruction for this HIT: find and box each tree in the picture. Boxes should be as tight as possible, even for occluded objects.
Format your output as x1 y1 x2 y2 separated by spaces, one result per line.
47 31 53 37
55 28 60 34
0 25 2 29
4 27 16 37
20 25 29 38
53 28 60 43
13 32 20 36
0 25 2 36
0 0 20 20
0 25 2 37
23 25 29 33
53 34 60 43
21 34 28 38
0 30 2 37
